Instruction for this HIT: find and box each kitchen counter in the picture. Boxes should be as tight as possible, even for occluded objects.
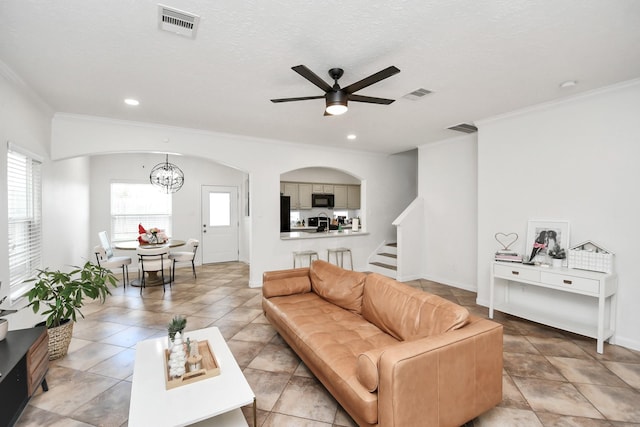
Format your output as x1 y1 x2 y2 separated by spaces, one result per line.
281 229 368 240
290 225 353 231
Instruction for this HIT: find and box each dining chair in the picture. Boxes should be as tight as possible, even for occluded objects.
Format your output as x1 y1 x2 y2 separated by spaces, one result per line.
94 245 132 289
98 231 115 258
94 231 132 289
169 238 199 284
136 246 171 294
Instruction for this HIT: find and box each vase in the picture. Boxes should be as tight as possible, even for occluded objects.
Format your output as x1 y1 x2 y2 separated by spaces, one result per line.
168 329 185 349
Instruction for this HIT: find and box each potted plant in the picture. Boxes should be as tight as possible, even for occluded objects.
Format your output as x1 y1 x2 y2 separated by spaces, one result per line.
26 261 117 360
167 314 187 347
548 244 566 268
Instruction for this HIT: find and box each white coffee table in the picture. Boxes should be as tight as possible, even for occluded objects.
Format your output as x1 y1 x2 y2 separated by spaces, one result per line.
129 327 255 427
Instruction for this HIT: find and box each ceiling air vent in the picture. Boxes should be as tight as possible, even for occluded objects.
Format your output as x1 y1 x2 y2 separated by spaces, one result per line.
158 4 200 38
447 123 478 134
402 88 432 101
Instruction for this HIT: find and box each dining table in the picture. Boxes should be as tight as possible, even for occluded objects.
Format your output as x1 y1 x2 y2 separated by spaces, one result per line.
114 239 186 250
114 239 186 287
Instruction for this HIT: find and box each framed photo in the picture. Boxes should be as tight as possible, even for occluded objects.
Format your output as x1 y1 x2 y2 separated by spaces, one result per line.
525 220 570 265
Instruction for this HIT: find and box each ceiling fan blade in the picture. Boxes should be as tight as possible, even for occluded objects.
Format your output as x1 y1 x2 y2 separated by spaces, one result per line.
343 66 400 94
292 65 333 92
271 95 325 103
348 94 395 105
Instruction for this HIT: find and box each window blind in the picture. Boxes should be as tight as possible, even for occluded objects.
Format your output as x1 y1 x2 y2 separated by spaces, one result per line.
110 182 172 241
7 147 42 303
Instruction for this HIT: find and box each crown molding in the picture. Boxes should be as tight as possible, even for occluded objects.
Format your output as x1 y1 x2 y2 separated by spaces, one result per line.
0 59 54 116
476 77 640 126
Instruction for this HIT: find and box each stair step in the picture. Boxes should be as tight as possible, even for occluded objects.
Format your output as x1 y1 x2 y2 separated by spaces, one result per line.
370 261 397 271
387 242 397 247
378 252 397 259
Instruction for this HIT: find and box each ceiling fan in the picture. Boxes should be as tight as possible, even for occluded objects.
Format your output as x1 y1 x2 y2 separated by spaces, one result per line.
271 65 401 116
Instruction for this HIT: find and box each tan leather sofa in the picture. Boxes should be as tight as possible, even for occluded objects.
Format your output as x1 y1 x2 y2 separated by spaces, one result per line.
262 260 503 427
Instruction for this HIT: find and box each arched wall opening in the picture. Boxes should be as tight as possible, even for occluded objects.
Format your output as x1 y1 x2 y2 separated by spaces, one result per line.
280 166 363 234
87 152 250 266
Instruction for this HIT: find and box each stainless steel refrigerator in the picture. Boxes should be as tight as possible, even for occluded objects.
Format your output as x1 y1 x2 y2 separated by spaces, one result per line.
280 196 290 232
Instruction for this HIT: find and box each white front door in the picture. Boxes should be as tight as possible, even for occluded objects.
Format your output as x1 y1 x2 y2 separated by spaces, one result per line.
201 185 239 263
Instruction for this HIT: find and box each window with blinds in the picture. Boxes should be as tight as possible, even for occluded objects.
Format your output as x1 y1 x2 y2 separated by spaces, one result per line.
111 182 172 242
7 145 43 303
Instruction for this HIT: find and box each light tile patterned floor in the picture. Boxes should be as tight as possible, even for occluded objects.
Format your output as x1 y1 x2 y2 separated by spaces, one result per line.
15 263 640 427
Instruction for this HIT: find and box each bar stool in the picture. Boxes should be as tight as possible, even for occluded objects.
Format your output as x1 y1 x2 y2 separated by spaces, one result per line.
293 250 319 268
327 247 353 270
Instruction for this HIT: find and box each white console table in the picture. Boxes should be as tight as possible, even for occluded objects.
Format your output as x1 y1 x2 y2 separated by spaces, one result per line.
489 261 617 354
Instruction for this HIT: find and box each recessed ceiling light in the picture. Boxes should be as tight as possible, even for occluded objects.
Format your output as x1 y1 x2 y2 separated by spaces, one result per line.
559 80 577 89
347 134 357 140
124 98 140 106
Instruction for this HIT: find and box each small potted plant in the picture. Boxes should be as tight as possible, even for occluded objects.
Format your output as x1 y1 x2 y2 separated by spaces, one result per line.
548 244 566 268
26 261 117 360
167 314 187 347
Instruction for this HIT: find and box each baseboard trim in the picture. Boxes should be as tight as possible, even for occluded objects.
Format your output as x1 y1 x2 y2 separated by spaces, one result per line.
395 274 422 282
611 335 640 352
419 274 477 292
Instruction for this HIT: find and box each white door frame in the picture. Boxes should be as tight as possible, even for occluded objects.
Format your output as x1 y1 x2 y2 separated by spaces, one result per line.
201 185 239 263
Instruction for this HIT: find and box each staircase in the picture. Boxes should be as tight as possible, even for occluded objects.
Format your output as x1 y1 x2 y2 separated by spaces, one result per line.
368 242 397 279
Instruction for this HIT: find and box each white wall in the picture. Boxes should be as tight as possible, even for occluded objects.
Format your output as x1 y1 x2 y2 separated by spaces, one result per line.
51 114 417 286
43 157 92 267
1 66 89 329
477 79 640 351
89 153 247 264
418 134 478 290
281 167 360 184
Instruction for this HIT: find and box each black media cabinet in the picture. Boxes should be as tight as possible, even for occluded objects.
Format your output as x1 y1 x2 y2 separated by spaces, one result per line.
0 326 49 426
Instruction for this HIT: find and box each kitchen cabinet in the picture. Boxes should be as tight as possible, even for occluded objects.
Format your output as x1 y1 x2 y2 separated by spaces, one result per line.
333 185 347 209
347 185 361 209
282 181 360 210
298 184 312 209
282 182 299 208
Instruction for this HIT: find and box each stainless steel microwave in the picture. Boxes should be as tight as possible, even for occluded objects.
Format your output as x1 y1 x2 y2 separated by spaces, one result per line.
312 193 334 208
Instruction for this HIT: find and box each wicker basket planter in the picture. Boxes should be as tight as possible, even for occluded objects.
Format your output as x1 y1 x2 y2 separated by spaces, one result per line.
47 320 74 360
26 261 117 360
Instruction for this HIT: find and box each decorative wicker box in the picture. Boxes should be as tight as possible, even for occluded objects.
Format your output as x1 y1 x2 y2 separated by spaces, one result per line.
568 241 614 274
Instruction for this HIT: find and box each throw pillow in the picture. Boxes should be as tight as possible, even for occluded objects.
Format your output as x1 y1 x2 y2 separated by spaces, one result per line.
356 347 387 392
309 260 367 314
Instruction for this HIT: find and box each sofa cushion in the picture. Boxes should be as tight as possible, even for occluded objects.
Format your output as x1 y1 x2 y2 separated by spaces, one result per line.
262 275 311 298
356 347 387 392
309 260 367 314
263 291 398 425
362 273 470 341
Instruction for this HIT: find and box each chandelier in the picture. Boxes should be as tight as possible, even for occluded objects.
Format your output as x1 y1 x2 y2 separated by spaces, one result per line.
149 154 184 193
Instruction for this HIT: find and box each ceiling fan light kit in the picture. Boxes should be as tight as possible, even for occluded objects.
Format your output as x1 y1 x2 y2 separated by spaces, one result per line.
325 90 348 115
271 65 400 116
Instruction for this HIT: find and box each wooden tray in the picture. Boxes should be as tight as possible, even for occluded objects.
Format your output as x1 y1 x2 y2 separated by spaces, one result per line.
164 340 220 390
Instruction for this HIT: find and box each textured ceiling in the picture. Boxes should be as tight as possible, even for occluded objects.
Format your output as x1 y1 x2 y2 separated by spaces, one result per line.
1 1 639 154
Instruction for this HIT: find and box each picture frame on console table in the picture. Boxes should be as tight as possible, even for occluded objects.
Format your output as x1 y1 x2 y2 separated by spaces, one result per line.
525 220 570 266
